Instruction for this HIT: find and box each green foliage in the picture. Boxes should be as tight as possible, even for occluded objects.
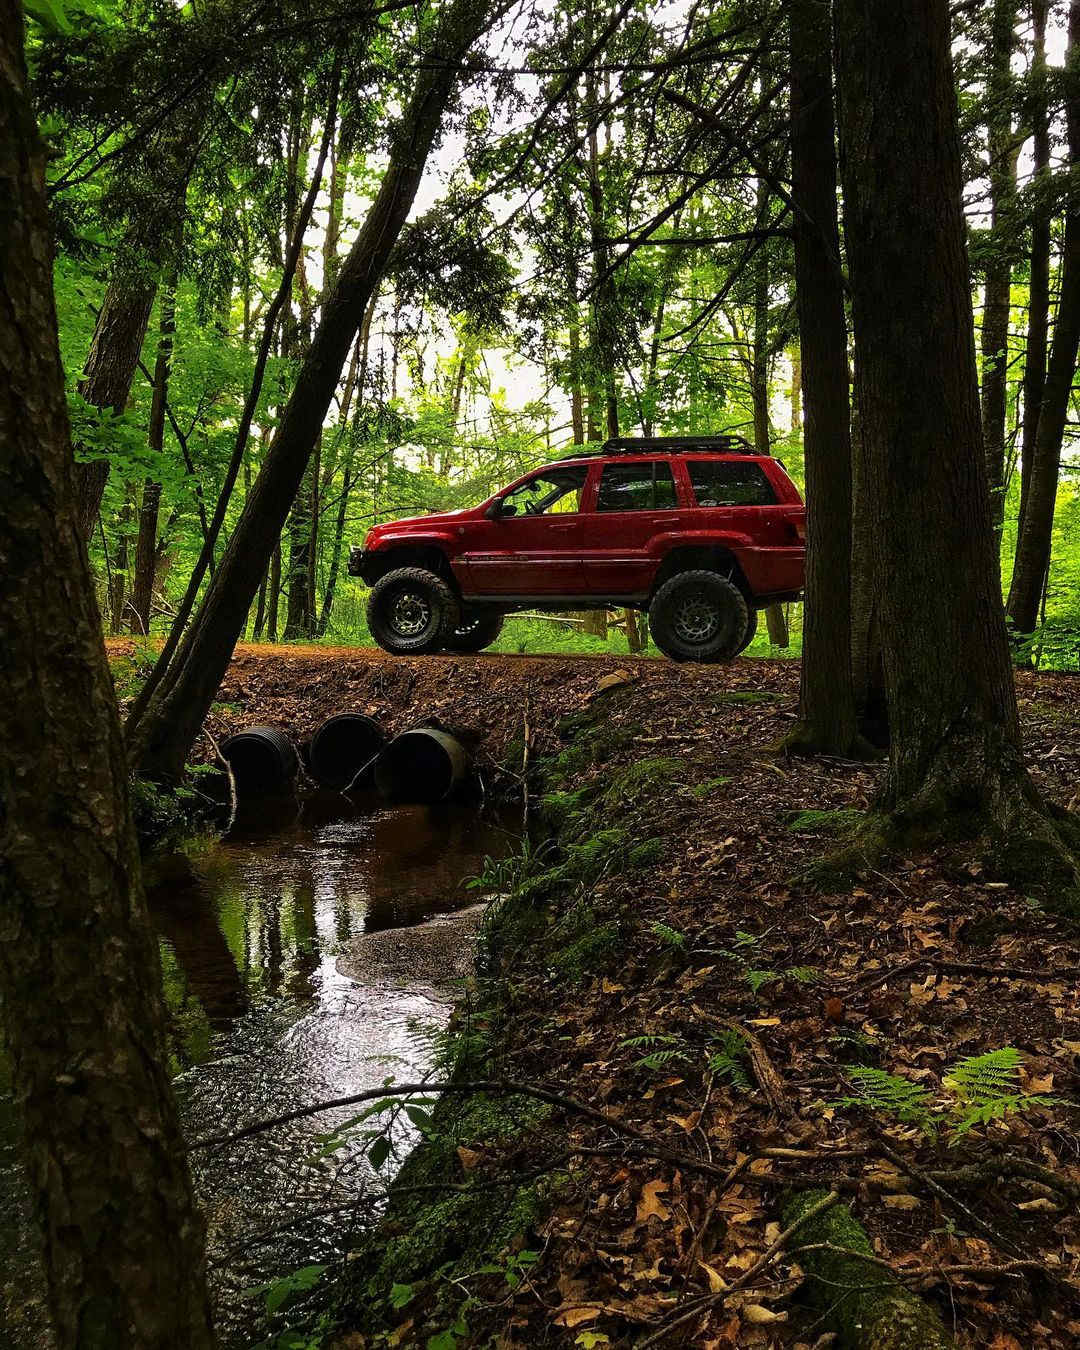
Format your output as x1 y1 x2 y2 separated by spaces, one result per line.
650 921 687 949
786 808 864 836
835 1048 1060 1141
707 1029 751 1090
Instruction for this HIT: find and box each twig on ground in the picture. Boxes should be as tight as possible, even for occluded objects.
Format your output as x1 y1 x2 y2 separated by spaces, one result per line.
637 1189 841 1347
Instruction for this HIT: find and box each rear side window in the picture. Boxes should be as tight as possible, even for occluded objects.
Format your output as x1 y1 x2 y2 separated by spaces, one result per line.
596 461 677 511
688 460 776 507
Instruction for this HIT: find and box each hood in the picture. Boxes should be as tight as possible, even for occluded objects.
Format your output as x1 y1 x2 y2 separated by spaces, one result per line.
365 506 474 541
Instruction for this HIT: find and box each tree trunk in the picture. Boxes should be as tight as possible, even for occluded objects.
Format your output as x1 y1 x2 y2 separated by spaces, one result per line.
750 215 789 649
785 0 860 754
850 391 889 746
72 276 155 540
130 0 498 782
108 487 134 634
132 266 178 634
1017 0 1051 542
980 0 1019 552
0 17 215 1345
267 540 281 642
1005 0 1080 634
833 0 1076 882
789 344 802 430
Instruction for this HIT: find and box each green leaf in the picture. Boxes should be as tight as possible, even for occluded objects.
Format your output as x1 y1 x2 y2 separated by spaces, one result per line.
368 1134 392 1170
24 0 72 33
389 1282 414 1310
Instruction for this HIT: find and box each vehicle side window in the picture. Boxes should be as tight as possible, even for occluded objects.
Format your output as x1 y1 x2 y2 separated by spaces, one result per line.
688 460 776 507
500 466 587 517
596 461 677 512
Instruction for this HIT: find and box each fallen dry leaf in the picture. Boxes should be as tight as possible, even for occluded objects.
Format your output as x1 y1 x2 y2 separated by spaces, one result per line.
636 1179 671 1223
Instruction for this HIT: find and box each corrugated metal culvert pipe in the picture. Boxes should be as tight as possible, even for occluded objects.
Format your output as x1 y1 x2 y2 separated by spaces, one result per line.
220 726 298 798
308 713 387 790
373 727 470 803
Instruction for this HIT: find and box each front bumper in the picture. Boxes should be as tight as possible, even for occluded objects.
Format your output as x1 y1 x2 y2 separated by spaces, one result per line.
347 547 366 578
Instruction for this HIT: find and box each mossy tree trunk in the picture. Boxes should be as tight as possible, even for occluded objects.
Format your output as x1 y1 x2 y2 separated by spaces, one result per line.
0 12 215 1344
782 1190 953 1349
834 0 1079 886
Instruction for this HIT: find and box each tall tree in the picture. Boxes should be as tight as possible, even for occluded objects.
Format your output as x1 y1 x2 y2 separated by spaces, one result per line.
979 0 1019 553
128 0 501 782
1016 0 1052 541
1006 0 1080 635
0 4 215 1344
784 0 861 754
834 0 1079 882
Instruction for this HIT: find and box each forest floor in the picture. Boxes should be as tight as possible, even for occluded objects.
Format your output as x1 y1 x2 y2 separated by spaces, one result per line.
110 643 1080 1346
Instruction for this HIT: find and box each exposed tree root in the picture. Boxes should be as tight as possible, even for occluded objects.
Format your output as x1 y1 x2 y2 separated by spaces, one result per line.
797 774 1080 916
777 718 881 761
782 1188 954 1349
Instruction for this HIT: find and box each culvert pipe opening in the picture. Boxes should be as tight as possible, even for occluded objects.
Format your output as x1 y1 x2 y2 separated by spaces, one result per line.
220 726 298 798
308 713 387 790
373 727 469 803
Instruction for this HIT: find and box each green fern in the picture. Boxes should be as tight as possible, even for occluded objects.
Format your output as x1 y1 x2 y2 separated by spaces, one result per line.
707 1030 751 1091
785 965 821 985
944 1048 1024 1102
650 921 687 949
837 1067 933 1127
619 1032 689 1071
946 1049 1058 1139
836 1048 1059 1141
744 968 779 993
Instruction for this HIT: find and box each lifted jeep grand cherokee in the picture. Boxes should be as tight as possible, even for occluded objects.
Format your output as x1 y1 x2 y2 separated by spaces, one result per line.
348 435 805 663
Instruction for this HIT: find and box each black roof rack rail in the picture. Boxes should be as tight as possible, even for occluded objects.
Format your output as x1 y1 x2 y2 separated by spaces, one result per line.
598 434 757 456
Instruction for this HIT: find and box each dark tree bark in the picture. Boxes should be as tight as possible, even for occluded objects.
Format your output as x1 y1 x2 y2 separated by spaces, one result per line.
132 266 179 634
749 185 789 649
71 275 155 540
1017 0 1051 540
834 0 1079 885
130 0 498 782
980 0 1019 550
784 0 861 754
1006 0 1080 635
0 9 215 1346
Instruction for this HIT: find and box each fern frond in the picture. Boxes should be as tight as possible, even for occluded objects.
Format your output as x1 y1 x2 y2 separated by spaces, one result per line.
838 1067 932 1124
945 1048 1024 1103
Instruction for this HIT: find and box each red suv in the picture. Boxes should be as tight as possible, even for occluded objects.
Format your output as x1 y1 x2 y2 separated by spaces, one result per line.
348 435 805 662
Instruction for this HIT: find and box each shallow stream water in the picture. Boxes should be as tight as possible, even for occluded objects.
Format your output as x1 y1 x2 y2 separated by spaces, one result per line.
1 793 519 1348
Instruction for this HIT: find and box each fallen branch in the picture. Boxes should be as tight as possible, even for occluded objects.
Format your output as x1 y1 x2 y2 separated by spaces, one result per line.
843 954 1080 996
872 1133 1026 1260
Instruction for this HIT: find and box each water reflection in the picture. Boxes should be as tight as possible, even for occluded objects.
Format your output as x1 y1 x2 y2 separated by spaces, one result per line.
150 793 518 1344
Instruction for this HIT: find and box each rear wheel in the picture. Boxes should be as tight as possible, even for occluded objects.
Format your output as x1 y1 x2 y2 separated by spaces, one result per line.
443 610 505 653
648 570 749 663
367 567 459 654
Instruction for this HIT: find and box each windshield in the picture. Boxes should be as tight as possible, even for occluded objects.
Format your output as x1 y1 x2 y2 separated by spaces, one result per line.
496 466 588 517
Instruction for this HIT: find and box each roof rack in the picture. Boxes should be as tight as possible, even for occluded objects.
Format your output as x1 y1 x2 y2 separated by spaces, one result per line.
598 434 757 456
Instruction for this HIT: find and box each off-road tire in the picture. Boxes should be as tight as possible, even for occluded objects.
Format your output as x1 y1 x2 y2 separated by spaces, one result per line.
367 567 460 654
443 610 505 653
735 604 759 655
648 570 750 663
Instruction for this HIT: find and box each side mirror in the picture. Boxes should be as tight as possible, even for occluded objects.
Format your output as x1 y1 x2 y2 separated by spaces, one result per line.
485 500 515 519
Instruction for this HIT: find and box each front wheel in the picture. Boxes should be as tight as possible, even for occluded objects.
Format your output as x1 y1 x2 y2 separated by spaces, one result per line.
367 567 460 654
443 610 505 653
648 570 749 663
